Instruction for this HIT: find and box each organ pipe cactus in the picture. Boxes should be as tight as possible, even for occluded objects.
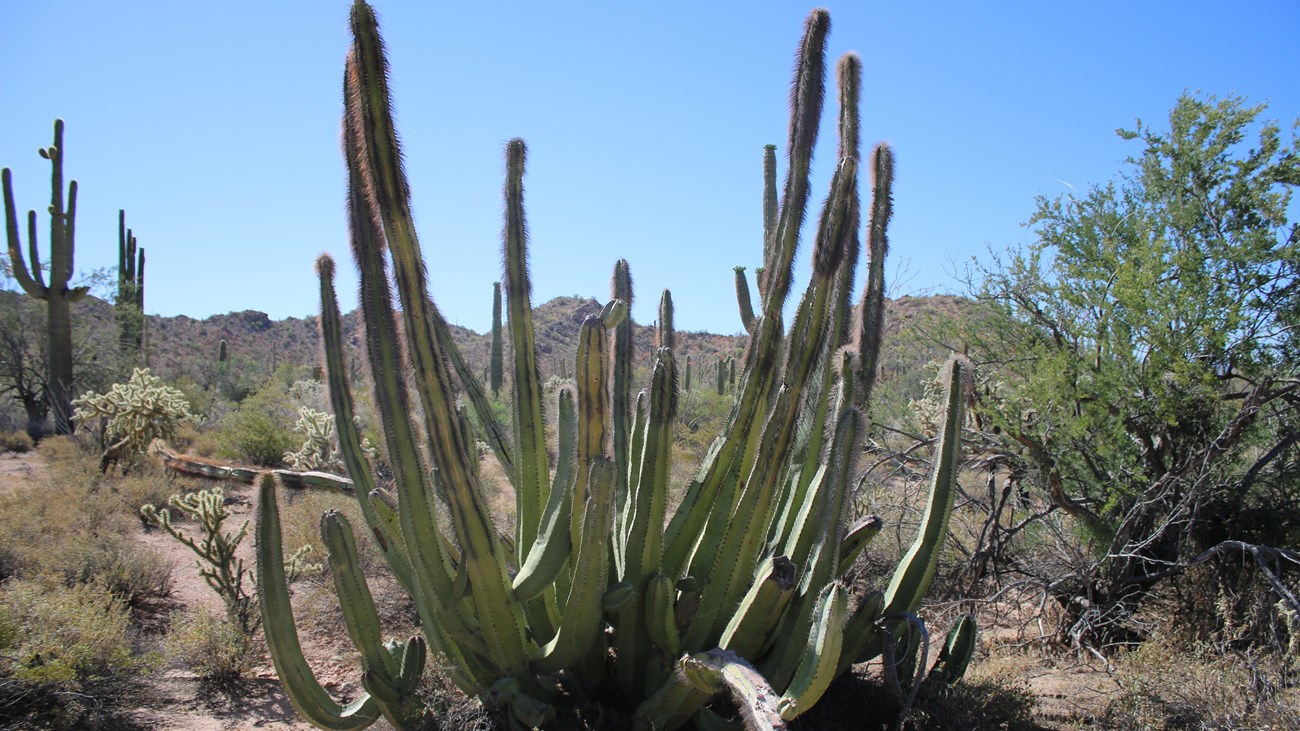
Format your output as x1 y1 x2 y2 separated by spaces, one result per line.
255 3 972 729
490 281 504 396
2 119 88 435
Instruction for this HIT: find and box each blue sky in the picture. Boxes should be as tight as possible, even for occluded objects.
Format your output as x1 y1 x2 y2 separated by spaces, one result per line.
3 1 1297 335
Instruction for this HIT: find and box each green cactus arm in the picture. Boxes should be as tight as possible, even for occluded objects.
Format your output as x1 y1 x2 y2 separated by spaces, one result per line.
497 139 550 559
427 303 514 478
615 348 677 696
836 514 884 577
718 555 797 659
316 254 416 596
343 57 486 662
3 169 47 298
321 511 427 727
759 144 778 301
350 12 515 653
776 582 848 721
320 510 398 678
490 281 504 395
610 260 635 513
656 289 675 350
632 652 723 731
837 590 884 673
683 158 858 648
256 476 380 730
531 459 615 674
882 356 967 617
762 11 829 316
856 143 893 408
570 316 609 552
511 386 574 611
644 573 681 659
926 614 976 686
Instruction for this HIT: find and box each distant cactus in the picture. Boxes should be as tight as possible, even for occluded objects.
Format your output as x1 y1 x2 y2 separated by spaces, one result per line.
218 338 228 363
73 367 195 472
684 354 692 391
716 357 727 395
2 120 89 434
116 209 146 354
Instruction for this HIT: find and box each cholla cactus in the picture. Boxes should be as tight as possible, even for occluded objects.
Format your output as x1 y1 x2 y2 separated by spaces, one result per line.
285 407 347 473
73 367 195 472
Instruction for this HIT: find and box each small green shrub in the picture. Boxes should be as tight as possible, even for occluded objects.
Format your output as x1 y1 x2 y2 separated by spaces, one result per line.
0 429 34 453
215 385 296 466
0 578 158 725
165 607 256 682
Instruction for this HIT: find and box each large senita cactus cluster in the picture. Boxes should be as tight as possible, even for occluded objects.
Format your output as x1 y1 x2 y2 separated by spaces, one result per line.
255 2 971 729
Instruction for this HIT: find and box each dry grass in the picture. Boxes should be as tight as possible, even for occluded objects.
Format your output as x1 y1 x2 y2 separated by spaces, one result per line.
1099 641 1300 730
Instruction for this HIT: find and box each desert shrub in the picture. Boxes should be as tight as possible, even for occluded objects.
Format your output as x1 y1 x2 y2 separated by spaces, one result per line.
0 476 172 605
0 578 158 724
0 429 33 453
165 607 256 682
215 384 296 466
1100 640 1300 729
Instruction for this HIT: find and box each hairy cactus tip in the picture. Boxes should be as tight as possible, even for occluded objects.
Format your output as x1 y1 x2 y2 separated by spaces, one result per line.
316 253 336 279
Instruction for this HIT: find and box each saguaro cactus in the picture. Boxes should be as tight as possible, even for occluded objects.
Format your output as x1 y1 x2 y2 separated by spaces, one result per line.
117 209 146 354
256 4 972 729
2 119 88 435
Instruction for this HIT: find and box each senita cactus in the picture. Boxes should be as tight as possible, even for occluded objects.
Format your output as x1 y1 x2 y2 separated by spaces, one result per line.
117 209 146 354
2 119 88 435
256 4 971 729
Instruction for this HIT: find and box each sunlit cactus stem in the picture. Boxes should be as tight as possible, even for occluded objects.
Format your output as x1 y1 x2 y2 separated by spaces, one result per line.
2 119 89 435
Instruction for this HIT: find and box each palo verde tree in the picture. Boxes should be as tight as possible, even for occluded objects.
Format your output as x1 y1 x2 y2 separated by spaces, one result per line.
2 120 89 435
960 93 1300 647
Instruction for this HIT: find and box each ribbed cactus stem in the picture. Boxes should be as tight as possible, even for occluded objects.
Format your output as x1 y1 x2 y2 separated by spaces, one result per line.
490 281 504 396
218 339 228 363
758 145 778 300
856 143 893 409
610 259 635 527
2 120 88 434
656 289 675 351
734 266 756 334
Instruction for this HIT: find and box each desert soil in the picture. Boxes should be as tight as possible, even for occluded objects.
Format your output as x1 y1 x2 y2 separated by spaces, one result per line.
3 449 1116 729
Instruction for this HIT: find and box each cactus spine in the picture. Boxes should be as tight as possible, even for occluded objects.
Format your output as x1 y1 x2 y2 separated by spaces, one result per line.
2 119 88 434
255 4 972 728
116 209 146 354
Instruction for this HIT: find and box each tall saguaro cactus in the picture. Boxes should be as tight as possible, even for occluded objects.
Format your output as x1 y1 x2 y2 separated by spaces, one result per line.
2 119 88 435
117 209 146 354
256 4 973 729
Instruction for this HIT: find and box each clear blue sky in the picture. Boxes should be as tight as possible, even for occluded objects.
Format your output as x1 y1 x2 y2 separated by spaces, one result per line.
3 1 1297 335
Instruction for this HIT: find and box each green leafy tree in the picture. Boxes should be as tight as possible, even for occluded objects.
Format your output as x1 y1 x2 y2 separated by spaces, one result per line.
961 93 1300 644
